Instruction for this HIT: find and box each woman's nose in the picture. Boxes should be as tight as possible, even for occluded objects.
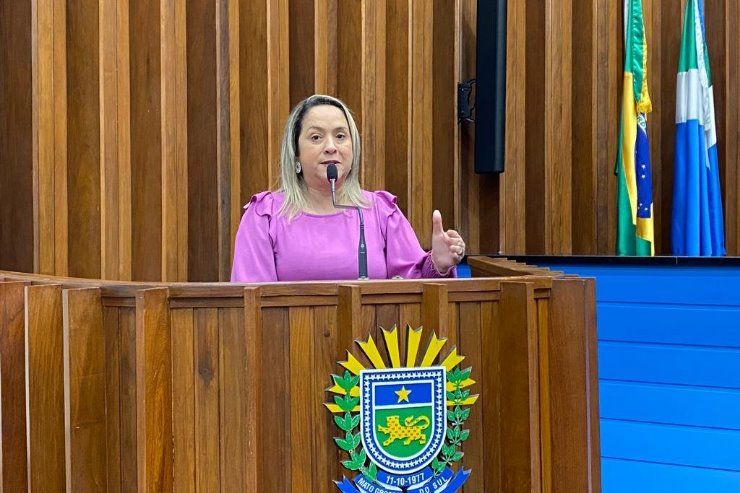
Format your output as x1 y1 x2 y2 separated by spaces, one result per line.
324 137 337 153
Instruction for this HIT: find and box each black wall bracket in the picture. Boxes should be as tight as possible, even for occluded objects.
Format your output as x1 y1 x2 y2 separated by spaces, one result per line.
457 79 476 123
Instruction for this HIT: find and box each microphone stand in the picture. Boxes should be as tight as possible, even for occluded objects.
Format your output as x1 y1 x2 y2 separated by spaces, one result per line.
327 167 368 280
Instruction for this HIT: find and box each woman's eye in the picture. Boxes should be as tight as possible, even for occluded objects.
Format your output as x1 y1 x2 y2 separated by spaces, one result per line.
310 134 321 141
336 133 346 140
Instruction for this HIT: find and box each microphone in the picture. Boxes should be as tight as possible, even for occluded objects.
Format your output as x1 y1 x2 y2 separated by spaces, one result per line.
326 164 368 279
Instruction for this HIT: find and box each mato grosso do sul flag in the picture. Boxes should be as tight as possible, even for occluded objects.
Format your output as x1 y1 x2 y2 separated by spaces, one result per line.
616 0 654 256
671 0 725 256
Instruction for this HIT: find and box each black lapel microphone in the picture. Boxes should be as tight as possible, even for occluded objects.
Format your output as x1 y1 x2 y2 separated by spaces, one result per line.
326 164 368 279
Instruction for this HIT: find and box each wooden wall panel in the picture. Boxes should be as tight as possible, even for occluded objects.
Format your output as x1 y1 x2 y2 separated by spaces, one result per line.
432 0 457 235
103 306 122 493
187 0 218 282
66 0 102 279
63 288 107 491
135 288 173 492
384 0 410 213
409 0 434 248
118 307 138 491
571 0 597 254
100 0 132 281
0 282 30 491
219 307 249 492
129 0 162 281
171 308 196 493
4 0 740 282
162 0 189 282
26 285 66 491
0 2 33 273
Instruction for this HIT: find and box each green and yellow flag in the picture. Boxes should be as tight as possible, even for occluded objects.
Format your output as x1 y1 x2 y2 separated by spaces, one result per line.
616 0 654 255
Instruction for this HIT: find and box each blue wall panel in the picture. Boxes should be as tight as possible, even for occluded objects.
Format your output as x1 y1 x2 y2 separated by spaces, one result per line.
601 419 740 470
600 381 740 429
598 304 740 347
537 262 740 492
598 342 740 388
602 458 740 493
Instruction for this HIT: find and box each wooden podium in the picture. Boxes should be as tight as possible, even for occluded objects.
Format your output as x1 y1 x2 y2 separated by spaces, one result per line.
0 258 600 492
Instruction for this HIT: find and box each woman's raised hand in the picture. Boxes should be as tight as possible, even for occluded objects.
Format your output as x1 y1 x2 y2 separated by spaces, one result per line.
430 210 465 275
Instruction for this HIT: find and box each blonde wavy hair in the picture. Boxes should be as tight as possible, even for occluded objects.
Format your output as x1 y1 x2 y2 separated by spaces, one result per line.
278 95 368 218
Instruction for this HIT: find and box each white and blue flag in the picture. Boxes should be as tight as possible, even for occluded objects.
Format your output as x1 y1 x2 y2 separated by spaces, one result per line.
672 0 725 256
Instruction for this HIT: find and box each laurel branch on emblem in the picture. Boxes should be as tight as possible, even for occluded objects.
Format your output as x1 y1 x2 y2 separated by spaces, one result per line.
432 366 472 475
331 370 378 481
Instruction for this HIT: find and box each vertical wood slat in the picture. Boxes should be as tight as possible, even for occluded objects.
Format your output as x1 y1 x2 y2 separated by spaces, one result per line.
383 0 410 212
288 307 313 493
498 281 541 493
129 0 162 281
243 288 263 492
267 0 290 186
501 0 527 254
361 0 386 193
595 0 620 254
67 0 102 279
100 0 120 280
544 0 572 253
135 288 173 492
458 302 483 493
118 307 138 490
187 0 218 282
571 0 597 254
194 308 221 491
479 301 501 492
228 0 241 276
432 0 457 236
171 309 196 493
117 0 133 280
409 0 433 249
26 285 66 492
0 282 30 491
422 283 448 339
0 0 33 274
204 0 237 282
239 0 269 199
338 284 364 346
336 0 362 131
63 288 107 491
219 307 249 492
161 0 188 282
33 0 69 275
549 278 601 493
103 307 122 493
312 304 339 491
260 307 289 493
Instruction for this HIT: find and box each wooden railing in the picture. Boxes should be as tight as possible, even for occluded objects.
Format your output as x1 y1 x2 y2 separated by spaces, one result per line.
0 261 600 492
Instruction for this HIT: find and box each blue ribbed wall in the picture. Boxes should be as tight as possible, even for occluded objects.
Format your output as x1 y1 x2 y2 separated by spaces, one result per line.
541 263 740 493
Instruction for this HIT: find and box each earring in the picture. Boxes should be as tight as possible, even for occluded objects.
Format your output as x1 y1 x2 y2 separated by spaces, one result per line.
295 162 302 174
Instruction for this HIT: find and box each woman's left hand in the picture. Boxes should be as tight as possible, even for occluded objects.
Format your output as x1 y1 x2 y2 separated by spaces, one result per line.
430 210 466 275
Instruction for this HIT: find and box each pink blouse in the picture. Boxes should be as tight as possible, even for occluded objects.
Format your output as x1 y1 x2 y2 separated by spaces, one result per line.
230 190 455 282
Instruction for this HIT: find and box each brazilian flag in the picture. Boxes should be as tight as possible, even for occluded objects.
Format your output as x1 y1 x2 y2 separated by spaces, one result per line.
615 0 654 255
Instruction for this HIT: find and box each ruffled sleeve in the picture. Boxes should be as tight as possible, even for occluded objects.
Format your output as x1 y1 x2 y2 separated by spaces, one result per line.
230 192 279 282
374 191 456 279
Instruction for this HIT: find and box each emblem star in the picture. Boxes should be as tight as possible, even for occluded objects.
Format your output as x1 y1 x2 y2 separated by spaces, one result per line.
395 385 412 403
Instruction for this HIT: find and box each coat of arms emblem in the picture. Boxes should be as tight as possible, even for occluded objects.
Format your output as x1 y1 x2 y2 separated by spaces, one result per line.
326 326 477 493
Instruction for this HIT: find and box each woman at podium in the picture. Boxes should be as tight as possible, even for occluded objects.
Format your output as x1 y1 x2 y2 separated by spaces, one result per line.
231 95 465 282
